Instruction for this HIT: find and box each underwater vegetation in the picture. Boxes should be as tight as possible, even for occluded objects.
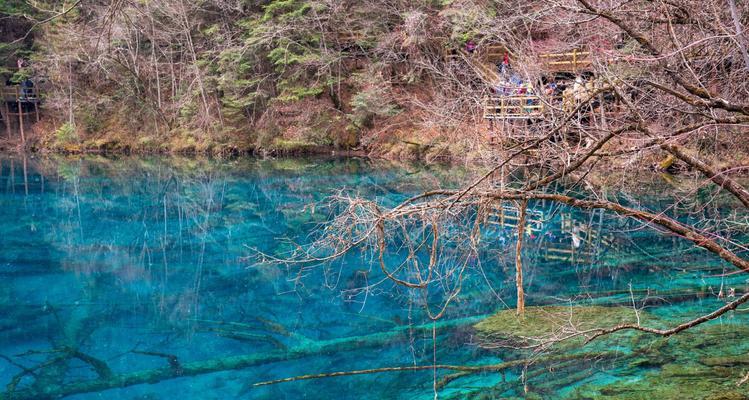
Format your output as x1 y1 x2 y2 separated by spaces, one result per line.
0 155 747 399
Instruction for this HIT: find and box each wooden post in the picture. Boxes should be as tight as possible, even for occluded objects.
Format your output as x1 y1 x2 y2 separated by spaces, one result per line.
2 93 10 139
573 49 578 73
16 86 25 145
34 89 40 122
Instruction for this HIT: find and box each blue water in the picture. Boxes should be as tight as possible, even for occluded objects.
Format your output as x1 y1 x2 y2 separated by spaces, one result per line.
0 155 747 399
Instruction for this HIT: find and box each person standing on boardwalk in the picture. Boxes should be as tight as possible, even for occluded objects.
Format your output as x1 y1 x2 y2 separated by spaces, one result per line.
465 40 477 53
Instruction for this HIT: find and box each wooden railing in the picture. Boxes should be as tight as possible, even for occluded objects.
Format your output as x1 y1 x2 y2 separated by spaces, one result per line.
1 85 42 143
539 49 592 72
483 95 544 120
1 86 41 103
479 44 513 63
460 50 501 83
454 45 596 75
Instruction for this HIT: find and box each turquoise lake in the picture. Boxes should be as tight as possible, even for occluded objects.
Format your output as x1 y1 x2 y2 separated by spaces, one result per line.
0 154 748 399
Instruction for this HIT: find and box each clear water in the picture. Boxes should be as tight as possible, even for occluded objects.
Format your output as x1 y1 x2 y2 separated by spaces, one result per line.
0 154 747 399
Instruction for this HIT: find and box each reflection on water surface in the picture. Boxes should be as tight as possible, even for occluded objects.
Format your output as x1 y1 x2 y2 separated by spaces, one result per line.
0 155 747 399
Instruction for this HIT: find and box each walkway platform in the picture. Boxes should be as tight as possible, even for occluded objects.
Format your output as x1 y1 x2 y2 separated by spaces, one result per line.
539 49 592 73
483 96 545 120
1 86 41 143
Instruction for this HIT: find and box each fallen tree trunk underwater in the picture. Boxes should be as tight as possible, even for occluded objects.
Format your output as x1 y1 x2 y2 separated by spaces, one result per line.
0 315 487 400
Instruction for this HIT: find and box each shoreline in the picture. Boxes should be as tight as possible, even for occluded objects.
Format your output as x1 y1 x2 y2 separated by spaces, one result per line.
0 138 372 159
2 133 747 182
0 129 468 163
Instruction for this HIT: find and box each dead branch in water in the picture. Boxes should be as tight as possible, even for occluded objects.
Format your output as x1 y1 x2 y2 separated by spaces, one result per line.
251 352 615 387
0 315 485 400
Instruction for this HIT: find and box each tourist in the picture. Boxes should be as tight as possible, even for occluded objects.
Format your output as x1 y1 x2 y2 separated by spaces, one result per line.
523 82 535 112
498 53 510 76
508 75 522 95
465 40 477 54
21 78 34 99
495 78 509 96
573 77 585 101
562 87 575 112
544 82 557 97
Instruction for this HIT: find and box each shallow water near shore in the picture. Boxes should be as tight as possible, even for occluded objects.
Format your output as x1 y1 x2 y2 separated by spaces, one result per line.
0 154 747 399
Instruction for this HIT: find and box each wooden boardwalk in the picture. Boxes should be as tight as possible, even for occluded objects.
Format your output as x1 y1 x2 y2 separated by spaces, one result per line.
460 45 596 122
483 95 545 120
450 43 614 135
1 86 41 143
539 49 592 73
461 50 501 84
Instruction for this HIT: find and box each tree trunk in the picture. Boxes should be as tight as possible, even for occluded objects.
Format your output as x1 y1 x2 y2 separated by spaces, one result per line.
515 199 528 316
727 0 749 70
661 143 749 208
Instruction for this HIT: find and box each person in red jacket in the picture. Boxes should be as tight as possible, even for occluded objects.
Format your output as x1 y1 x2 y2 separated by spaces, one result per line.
498 52 510 76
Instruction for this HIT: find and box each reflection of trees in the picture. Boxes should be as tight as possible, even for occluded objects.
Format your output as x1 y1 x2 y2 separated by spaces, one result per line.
0 157 241 398
1 155 745 397
0 155 473 399
257 152 749 392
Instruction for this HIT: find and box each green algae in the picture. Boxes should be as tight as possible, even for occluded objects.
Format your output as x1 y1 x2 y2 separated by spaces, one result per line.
474 306 647 347
568 324 749 399
471 307 749 399
571 364 748 400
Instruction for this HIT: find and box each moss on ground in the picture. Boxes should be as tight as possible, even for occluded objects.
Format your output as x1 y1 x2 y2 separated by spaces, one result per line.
271 138 317 153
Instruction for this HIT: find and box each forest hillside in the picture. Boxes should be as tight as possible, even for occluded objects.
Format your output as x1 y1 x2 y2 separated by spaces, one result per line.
1 0 748 166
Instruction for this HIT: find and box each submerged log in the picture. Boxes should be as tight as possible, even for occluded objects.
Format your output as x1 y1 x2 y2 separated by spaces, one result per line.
0 315 487 400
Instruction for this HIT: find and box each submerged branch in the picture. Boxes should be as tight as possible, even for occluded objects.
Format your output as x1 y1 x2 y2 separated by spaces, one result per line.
0 315 486 400
251 352 615 388
585 291 749 343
